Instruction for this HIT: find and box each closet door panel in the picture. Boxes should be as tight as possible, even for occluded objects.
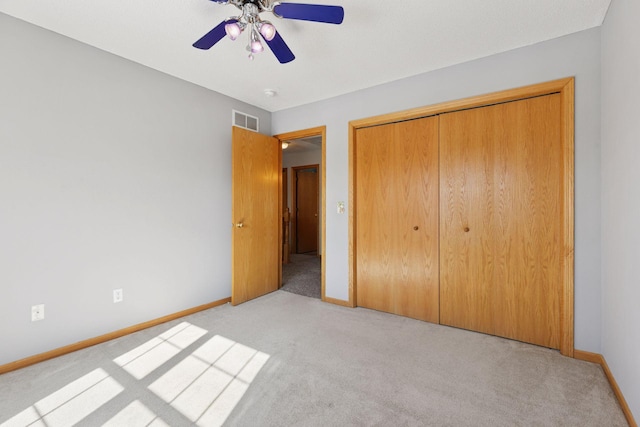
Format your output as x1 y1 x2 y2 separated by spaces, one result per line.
494 94 562 348
395 118 440 322
356 117 439 323
440 95 562 349
356 123 396 315
439 108 497 335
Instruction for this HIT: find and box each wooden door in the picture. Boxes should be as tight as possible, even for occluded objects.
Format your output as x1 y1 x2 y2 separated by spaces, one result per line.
355 116 439 323
232 126 281 305
295 167 319 253
439 94 562 348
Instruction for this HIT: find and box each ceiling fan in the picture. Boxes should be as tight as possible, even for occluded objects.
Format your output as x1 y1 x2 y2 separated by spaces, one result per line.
193 0 344 64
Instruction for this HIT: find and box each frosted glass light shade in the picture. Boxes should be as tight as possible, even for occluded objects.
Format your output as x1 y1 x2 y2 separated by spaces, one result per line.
259 23 276 41
251 40 264 53
225 22 242 40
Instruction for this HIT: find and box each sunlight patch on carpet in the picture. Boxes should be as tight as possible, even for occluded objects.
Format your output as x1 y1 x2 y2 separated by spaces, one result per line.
114 322 207 380
149 334 270 426
1 368 123 427
1 322 269 427
103 400 169 427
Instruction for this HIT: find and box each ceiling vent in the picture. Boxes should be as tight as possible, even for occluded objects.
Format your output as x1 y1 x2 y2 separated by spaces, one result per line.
233 110 259 132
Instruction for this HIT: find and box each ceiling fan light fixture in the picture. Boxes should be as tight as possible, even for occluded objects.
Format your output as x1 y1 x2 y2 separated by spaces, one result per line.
194 1 344 64
259 22 276 41
225 22 243 40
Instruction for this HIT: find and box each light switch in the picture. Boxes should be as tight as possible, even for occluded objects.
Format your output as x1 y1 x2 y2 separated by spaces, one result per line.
337 201 345 214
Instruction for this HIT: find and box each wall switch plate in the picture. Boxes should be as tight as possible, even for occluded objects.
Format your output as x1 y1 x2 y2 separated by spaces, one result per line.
31 304 45 322
113 289 123 303
337 201 345 214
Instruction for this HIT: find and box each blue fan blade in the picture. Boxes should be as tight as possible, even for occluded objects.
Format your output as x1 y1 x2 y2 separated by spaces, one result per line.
193 19 236 50
264 31 295 64
273 3 344 24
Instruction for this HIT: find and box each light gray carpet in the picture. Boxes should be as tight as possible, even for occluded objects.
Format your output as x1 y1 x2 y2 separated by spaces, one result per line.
0 291 628 426
280 254 321 299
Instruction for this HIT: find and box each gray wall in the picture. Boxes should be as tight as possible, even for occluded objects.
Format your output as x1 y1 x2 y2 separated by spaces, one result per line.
601 0 640 418
272 28 603 353
0 13 270 365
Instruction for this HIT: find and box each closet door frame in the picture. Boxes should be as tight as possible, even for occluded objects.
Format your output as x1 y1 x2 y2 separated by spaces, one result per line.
348 78 575 357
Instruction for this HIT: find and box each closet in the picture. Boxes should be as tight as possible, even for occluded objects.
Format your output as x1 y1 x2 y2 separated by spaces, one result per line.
351 79 574 353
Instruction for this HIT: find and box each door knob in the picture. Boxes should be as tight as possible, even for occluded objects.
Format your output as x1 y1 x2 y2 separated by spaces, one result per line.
464 227 470 232
235 222 244 228
413 226 419 231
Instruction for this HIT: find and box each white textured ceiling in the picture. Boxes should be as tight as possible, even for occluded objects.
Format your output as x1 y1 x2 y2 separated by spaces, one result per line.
0 0 611 112
283 135 322 153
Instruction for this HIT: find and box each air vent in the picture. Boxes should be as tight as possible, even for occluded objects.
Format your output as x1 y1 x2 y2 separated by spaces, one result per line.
232 110 259 132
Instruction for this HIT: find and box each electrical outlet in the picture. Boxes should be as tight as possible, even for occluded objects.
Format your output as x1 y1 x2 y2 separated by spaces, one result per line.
31 304 45 322
113 289 123 303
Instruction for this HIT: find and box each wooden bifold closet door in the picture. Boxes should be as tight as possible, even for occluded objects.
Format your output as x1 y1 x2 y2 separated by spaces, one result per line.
353 91 565 350
439 94 562 349
355 116 440 323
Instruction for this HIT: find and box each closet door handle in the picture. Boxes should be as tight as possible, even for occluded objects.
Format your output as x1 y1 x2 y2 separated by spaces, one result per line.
464 227 470 232
413 226 419 231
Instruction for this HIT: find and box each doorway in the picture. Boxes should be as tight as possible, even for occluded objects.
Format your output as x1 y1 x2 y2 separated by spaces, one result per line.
275 127 326 300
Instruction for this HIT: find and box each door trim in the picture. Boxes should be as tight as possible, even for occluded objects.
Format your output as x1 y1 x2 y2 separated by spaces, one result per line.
349 78 575 357
274 126 327 301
